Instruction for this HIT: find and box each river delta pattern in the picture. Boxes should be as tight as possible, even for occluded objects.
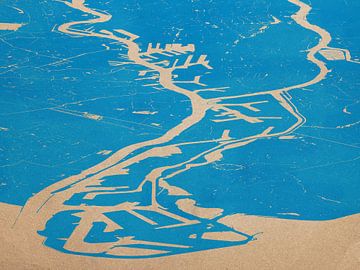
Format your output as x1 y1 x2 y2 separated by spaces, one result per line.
0 0 359 259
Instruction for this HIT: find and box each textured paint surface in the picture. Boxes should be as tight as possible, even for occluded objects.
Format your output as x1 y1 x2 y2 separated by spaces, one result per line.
0 0 359 262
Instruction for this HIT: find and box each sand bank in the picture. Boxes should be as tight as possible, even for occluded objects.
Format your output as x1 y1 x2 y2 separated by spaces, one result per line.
1 203 358 270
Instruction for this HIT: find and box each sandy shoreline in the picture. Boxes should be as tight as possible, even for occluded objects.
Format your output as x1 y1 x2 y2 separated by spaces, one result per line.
0 23 23 31
1 202 358 270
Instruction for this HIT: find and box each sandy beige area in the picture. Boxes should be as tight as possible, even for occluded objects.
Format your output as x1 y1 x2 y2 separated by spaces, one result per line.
0 23 23 31
1 202 359 270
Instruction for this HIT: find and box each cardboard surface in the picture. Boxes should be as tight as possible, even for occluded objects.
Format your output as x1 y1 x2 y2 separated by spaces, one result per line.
1 203 360 270
1 0 359 269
